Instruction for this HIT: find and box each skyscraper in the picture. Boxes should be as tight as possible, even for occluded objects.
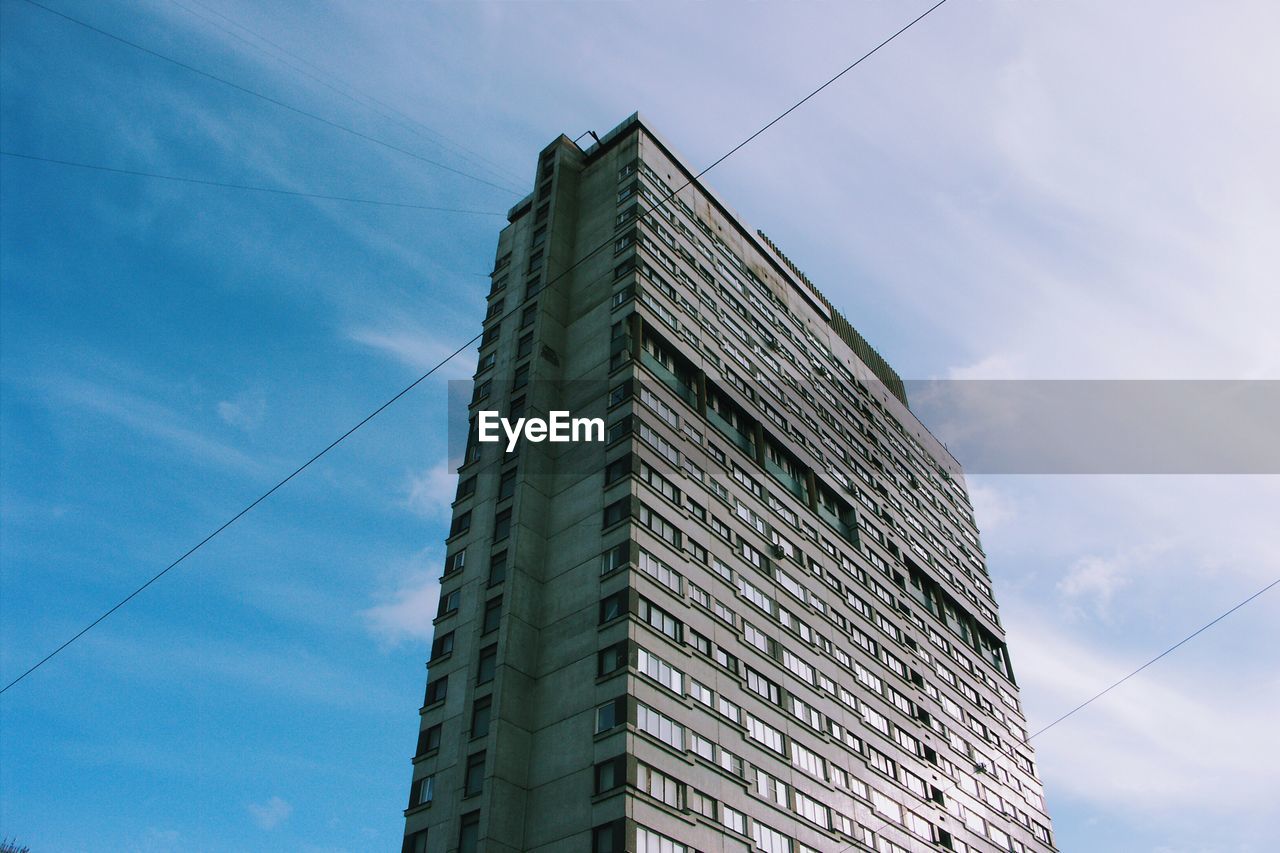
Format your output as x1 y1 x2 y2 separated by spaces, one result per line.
402 114 1055 853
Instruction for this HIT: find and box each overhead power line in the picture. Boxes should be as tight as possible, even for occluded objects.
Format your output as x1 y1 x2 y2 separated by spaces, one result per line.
1 0 950 689
169 0 527 192
0 150 506 216
16 0 522 196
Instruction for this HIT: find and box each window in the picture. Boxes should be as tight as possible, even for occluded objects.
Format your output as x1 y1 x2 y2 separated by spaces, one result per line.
403 829 428 853
521 304 537 328
601 542 630 576
498 468 517 500
456 475 477 500
424 676 447 706
471 697 492 738
444 550 466 576
488 550 507 585
512 363 529 391
604 454 632 485
458 811 479 853
637 597 681 641
636 702 684 751
596 696 626 732
449 512 472 538
482 598 502 633
517 332 534 359
477 645 497 684
594 755 626 794
637 762 682 808
437 588 460 618
485 299 504 320
602 498 629 528
481 323 500 347
598 641 628 676
599 590 628 623
463 751 486 797
409 774 434 808
430 631 455 660
415 723 441 756
493 508 512 541
592 820 626 853
637 646 683 694
476 351 496 373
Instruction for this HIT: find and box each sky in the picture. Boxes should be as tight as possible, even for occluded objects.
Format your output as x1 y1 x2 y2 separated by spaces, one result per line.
1 1 1277 851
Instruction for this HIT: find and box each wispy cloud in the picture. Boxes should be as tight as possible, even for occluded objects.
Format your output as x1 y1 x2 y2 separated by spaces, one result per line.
347 323 476 379
403 461 455 519
358 550 441 649
247 795 292 830
42 374 261 473
1010 605 1280 818
216 390 266 430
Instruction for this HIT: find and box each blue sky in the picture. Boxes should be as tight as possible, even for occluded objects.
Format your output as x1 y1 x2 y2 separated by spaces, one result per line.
2 1 1277 851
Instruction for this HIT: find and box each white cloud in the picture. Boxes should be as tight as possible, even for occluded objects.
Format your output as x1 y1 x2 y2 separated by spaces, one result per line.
1056 543 1169 620
348 324 476 378
216 392 266 430
247 796 292 831
358 552 441 649
403 461 456 518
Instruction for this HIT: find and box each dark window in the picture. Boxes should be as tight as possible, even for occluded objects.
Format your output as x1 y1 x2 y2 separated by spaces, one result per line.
604 454 632 485
508 396 526 421
482 598 502 634
449 512 472 538
485 299 504 320
445 550 466 576
595 696 626 733
476 351 496 373
517 333 534 359
471 696 492 738
403 828 428 853
600 542 629 576
456 476 477 500
481 323 501 347
602 499 628 528
464 751 486 797
597 641 628 676
520 304 537 328
415 723 441 756
424 676 447 706
437 589 460 618
477 645 497 684
512 363 529 391
493 508 512 541
606 416 631 445
430 631 455 660
498 469 517 501
488 550 507 586
608 381 631 408
599 590 628 624
458 812 480 853
594 756 626 794
592 819 626 853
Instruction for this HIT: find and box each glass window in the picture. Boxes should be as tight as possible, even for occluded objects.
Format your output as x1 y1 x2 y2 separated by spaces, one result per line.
477 645 497 684
471 697 492 738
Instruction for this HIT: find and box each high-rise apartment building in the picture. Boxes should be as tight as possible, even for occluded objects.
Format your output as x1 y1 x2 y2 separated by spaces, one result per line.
402 114 1055 853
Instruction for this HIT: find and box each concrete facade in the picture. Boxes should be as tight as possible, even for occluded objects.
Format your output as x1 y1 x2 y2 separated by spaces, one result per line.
402 114 1055 853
